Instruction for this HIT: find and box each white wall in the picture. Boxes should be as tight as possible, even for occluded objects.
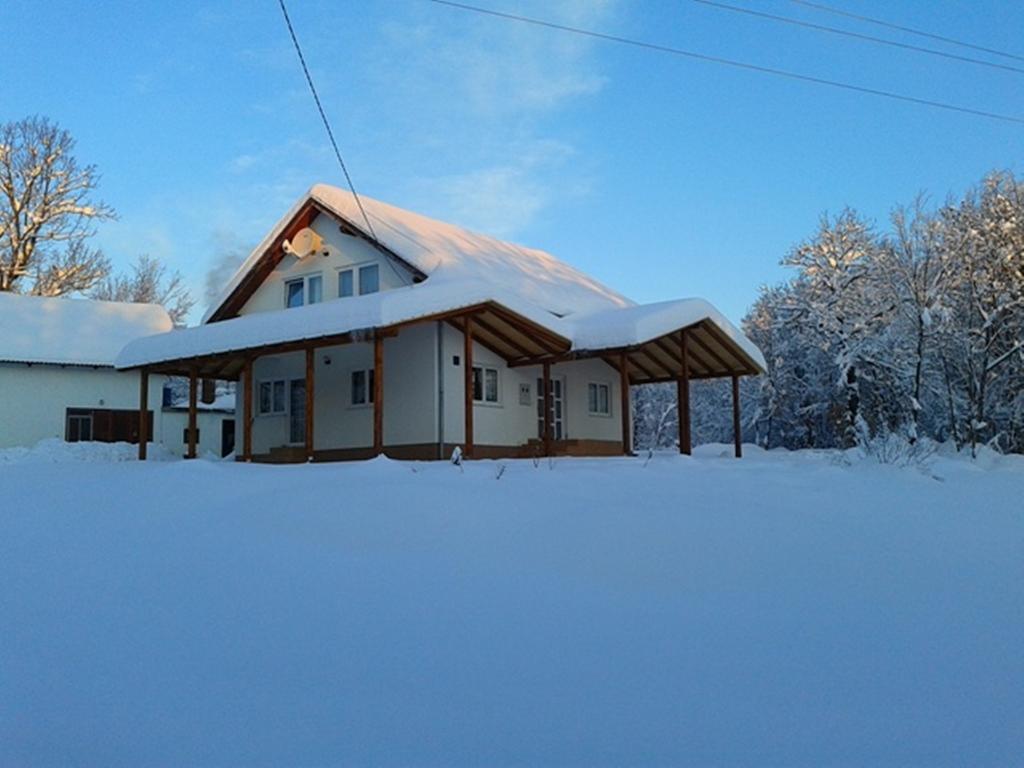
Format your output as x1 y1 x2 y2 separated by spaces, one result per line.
0 363 167 450
161 410 233 458
239 212 414 317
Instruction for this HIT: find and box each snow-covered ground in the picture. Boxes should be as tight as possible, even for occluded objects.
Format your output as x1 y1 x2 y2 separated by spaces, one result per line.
2 444 1022 767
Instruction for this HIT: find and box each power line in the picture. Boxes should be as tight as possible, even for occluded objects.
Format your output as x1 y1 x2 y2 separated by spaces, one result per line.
427 0 1024 126
691 0 1024 76
788 0 1024 64
277 0 378 240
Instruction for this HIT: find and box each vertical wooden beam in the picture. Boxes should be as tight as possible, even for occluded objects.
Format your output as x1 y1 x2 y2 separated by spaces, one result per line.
373 334 384 455
305 346 315 461
542 361 553 456
242 358 253 461
678 330 692 455
138 368 149 461
186 368 198 459
463 315 474 459
732 373 742 458
619 353 632 456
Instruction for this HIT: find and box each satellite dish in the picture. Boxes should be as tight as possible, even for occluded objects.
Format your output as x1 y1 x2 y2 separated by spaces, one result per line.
282 227 326 259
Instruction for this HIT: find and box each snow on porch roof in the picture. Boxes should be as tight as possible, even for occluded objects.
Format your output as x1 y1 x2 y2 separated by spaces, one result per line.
568 298 767 373
119 281 571 370
117 280 765 375
203 184 632 323
0 292 173 367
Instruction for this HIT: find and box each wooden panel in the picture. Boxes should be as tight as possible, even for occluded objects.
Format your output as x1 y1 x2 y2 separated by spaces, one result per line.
463 316 474 458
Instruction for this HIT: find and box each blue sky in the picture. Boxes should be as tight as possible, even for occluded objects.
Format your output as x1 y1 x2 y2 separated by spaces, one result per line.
7 0 1024 322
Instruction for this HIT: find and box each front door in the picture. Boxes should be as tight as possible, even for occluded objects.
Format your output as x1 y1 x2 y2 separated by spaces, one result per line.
536 377 565 440
289 379 306 444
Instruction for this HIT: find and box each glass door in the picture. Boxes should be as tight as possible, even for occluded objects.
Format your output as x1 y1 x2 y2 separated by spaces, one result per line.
289 379 306 444
536 377 565 440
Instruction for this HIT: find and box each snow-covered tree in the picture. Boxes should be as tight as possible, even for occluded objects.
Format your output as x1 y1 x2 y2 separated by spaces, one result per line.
91 254 195 326
0 116 115 295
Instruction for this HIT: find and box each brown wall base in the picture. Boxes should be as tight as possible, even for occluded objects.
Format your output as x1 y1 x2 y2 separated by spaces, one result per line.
242 439 625 464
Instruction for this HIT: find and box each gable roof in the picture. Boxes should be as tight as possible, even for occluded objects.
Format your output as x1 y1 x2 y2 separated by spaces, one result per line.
0 292 173 367
204 184 632 323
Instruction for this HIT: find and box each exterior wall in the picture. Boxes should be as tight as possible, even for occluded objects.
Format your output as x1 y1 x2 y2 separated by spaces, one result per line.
0 362 167 450
238 212 413 317
439 324 625 449
244 324 439 454
161 410 233 458
238 321 625 456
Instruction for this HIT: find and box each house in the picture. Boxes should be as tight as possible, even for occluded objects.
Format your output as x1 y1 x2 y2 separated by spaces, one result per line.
0 292 172 450
116 184 766 462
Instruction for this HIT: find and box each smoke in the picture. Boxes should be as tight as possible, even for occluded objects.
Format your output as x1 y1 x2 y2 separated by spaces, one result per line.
203 231 250 314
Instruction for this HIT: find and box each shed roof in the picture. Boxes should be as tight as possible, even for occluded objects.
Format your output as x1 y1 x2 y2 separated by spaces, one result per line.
0 292 173 367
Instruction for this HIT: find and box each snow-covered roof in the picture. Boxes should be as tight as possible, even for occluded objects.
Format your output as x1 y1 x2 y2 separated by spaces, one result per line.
120 281 570 370
204 184 631 322
0 292 173 367
568 298 767 371
117 281 766 375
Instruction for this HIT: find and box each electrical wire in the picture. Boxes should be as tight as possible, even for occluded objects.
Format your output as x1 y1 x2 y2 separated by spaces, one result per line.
427 0 1024 126
277 0 379 240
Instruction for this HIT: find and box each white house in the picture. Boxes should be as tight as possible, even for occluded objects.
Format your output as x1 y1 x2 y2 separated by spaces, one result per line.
0 292 172 450
116 184 766 462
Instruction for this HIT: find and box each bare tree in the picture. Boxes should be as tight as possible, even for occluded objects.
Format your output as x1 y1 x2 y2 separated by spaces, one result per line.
91 255 195 325
0 116 116 295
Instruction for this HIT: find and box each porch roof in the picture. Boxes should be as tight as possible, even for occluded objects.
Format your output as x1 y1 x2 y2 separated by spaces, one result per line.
114 280 766 382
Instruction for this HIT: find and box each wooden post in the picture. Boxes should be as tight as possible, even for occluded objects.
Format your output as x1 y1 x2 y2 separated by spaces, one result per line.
542 361 553 456
678 330 692 455
186 368 198 459
242 358 253 461
373 334 384 455
463 315 474 459
620 353 632 456
732 373 742 458
138 368 149 461
305 346 315 461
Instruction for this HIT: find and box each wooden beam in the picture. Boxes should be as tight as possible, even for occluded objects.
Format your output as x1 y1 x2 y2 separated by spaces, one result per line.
305 346 315 461
463 315 474 459
702 320 756 373
619 353 632 455
626 351 660 381
187 368 198 459
679 331 692 455
138 369 149 461
542 361 553 457
373 334 384 455
732 374 743 458
242 358 253 462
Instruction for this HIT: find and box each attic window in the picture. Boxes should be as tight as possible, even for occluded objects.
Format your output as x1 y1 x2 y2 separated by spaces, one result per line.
285 275 323 309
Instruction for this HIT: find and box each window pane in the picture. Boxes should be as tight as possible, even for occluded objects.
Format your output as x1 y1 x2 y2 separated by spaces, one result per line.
472 367 482 401
308 275 323 304
599 385 609 414
359 264 380 295
352 370 366 405
368 369 375 403
286 280 304 308
273 380 286 413
588 383 597 413
485 368 498 402
259 382 271 414
339 270 354 298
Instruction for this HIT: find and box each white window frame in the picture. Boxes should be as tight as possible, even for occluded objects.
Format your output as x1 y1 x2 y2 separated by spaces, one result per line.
257 378 288 416
472 365 501 405
283 272 323 309
587 381 612 417
349 368 375 408
336 260 382 298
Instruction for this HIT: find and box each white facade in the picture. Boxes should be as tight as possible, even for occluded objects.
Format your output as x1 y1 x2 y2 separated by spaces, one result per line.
0 362 167 450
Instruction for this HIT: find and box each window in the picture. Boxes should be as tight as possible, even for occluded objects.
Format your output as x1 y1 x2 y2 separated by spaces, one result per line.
351 369 375 406
66 410 93 442
588 382 611 416
339 269 354 298
284 274 323 308
359 264 380 295
258 380 287 415
472 366 500 403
